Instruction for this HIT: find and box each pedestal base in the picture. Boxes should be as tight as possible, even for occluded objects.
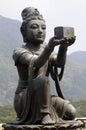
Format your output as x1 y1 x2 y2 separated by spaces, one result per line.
2 120 85 130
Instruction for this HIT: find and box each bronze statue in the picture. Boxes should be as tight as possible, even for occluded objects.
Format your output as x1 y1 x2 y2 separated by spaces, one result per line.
12 7 76 125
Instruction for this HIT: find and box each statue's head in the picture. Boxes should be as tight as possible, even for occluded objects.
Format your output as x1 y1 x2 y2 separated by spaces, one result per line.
20 7 46 44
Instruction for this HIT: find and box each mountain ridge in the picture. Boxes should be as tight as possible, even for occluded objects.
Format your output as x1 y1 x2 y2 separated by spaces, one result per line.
68 51 86 65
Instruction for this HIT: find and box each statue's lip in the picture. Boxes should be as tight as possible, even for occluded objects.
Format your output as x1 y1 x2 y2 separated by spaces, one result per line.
36 35 44 38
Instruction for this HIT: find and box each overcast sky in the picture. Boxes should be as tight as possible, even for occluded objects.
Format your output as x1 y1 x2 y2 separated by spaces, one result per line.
0 0 86 54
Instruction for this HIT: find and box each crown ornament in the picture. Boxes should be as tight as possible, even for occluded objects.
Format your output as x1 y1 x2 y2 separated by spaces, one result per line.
21 7 44 21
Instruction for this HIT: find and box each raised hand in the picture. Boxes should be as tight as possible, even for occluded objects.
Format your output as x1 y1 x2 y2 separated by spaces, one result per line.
48 36 66 49
64 36 76 47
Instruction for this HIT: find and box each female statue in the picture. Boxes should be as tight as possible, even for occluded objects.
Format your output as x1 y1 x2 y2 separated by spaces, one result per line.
12 7 76 125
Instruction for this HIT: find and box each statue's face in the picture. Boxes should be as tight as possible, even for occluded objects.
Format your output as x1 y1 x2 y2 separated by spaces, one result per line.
26 19 46 44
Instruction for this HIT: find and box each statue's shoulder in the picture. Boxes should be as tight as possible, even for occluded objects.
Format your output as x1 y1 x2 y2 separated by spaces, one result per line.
13 46 32 63
13 45 32 55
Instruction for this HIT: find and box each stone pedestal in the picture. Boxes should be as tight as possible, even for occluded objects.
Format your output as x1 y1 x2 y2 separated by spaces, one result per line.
2 120 85 130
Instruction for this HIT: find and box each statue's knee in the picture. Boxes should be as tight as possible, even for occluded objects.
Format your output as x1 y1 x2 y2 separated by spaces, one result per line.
69 106 76 119
71 107 76 119
63 101 76 120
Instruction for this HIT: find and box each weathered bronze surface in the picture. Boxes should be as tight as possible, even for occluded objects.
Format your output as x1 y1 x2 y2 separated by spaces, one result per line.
8 7 77 125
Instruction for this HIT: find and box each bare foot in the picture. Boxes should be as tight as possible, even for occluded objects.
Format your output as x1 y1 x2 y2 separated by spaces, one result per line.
41 114 55 125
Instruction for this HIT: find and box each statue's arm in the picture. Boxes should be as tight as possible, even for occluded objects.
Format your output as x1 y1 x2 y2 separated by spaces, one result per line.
34 44 54 68
56 37 76 67
13 37 65 67
50 45 67 68
13 46 54 67
50 37 76 67
35 37 67 68
56 45 67 67
13 37 75 68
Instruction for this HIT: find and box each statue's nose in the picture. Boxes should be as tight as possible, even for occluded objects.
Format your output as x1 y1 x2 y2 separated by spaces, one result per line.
38 27 43 33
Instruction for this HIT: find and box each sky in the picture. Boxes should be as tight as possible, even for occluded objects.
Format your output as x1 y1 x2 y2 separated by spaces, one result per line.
0 0 86 54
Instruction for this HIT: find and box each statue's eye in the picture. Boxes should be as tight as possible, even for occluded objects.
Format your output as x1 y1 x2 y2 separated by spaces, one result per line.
42 25 46 30
31 24 38 29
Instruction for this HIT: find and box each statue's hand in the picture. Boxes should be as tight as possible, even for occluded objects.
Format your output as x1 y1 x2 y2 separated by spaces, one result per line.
64 36 76 47
48 36 66 48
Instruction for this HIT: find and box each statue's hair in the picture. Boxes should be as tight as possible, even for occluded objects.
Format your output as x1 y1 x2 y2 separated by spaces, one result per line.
21 7 44 21
20 20 28 43
20 7 45 43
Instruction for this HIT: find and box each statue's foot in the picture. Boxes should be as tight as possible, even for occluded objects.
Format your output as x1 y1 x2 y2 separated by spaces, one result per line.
41 114 55 125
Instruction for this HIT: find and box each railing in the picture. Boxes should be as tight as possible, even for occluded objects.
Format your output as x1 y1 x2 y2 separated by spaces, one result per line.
76 117 86 122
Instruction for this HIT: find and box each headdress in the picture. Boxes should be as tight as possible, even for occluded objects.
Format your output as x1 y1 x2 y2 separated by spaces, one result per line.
21 7 44 21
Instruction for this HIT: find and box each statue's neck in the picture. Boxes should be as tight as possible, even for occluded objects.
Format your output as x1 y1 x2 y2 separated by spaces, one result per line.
25 42 41 51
